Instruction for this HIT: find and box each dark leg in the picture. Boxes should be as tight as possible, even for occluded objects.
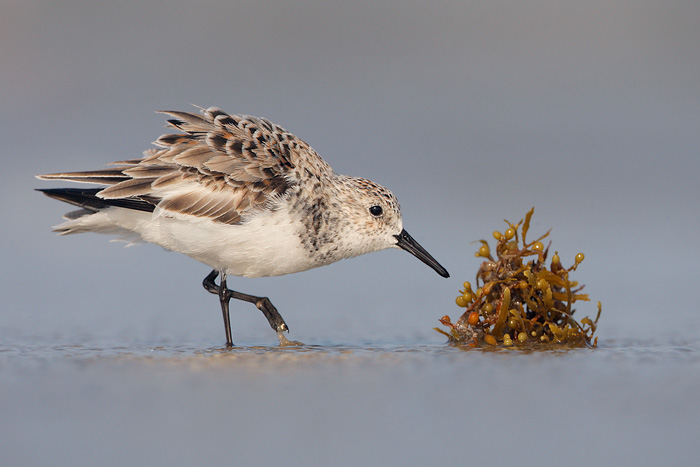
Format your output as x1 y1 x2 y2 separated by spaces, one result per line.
202 269 289 347
203 270 234 347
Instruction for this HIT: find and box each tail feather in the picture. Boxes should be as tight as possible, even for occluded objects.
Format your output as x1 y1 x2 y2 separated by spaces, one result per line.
63 208 95 220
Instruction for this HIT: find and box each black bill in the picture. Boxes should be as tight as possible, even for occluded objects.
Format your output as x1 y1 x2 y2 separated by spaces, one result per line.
394 229 449 278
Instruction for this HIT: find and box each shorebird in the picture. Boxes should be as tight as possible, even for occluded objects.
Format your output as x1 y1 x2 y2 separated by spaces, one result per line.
37 106 449 346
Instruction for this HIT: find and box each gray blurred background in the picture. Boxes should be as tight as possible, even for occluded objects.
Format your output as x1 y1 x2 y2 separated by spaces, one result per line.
2 0 699 344
3 2 700 467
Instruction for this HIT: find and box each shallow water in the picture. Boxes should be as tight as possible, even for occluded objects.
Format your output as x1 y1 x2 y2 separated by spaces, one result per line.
2 337 699 466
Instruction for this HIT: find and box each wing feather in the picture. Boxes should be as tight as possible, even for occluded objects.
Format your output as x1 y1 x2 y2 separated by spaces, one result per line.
37 106 331 225
37 168 131 185
171 146 214 168
99 178 159 199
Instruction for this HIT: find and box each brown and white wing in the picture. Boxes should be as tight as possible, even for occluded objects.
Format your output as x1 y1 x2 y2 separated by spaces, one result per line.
38 107 326 225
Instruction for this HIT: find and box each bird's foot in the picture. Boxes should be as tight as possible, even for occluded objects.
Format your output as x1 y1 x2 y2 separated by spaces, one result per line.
277 332 304 347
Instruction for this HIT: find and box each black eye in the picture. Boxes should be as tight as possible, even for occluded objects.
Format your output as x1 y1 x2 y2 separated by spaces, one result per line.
369 205 383 216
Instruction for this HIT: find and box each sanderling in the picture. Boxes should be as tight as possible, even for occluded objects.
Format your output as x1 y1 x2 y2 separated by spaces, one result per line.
37 106 449 346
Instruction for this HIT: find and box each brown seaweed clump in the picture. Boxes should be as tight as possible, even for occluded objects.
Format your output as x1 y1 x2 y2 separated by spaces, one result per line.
437 208 601 349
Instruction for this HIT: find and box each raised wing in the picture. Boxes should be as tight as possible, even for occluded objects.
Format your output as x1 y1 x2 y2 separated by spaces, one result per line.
38 107 327 224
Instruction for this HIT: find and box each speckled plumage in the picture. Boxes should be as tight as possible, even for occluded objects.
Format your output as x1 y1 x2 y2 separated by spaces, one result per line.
37 106 448 345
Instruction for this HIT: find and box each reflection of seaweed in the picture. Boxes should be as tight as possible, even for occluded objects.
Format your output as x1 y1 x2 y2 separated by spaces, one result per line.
437 208 601 348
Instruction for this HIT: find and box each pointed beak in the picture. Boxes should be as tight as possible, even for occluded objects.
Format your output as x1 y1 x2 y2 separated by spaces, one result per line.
394 229 450 278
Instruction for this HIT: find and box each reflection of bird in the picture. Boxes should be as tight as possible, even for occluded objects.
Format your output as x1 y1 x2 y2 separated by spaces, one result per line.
37 106 449 346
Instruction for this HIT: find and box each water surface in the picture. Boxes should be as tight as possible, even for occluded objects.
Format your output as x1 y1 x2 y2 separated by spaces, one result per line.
2 338 698 466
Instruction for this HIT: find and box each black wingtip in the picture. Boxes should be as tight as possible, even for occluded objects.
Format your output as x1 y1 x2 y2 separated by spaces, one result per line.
36 187 105 211
37 187 156 213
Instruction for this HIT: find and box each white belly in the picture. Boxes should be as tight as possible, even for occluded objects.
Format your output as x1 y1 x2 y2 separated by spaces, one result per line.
57 206 320 278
